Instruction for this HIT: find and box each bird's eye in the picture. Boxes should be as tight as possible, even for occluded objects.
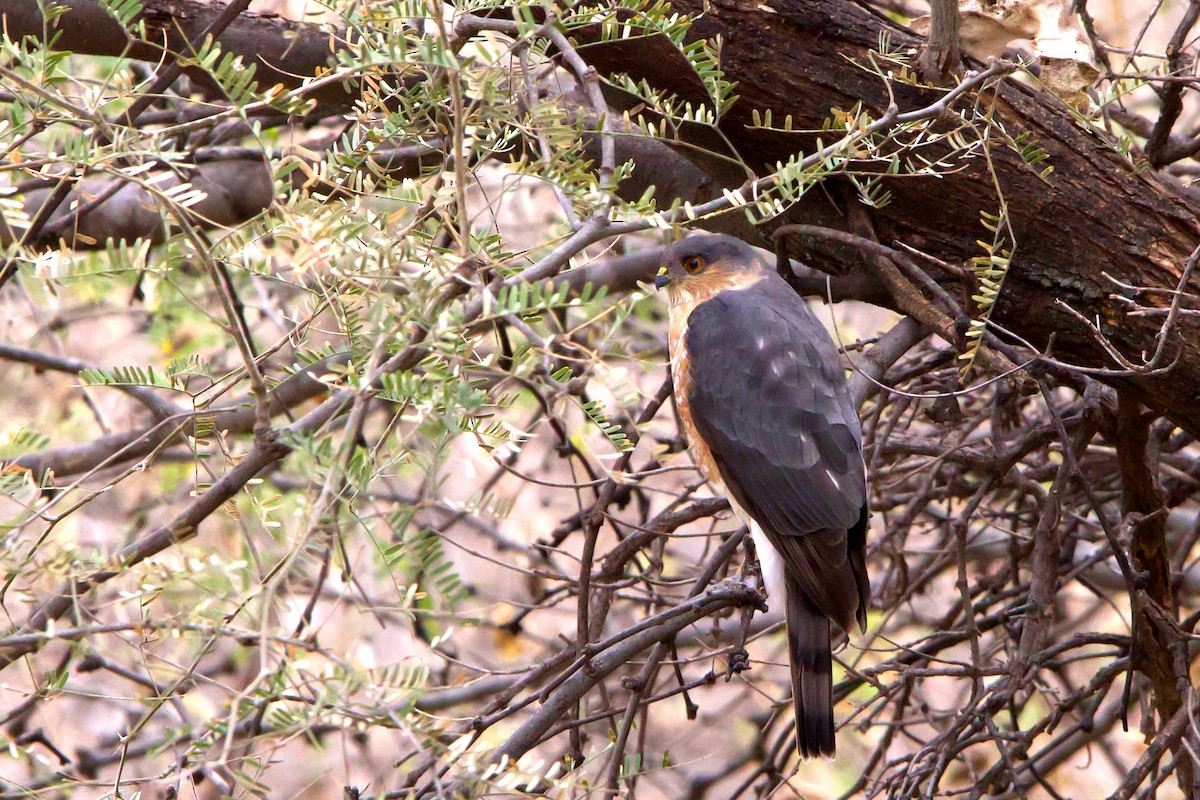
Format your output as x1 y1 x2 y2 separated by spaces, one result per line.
683 256 705 273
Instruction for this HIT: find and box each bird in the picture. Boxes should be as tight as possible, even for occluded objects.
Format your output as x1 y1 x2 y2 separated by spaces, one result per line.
655 233 869 759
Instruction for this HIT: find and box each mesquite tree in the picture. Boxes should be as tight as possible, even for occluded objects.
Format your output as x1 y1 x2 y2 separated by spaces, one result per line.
0 0 1199 798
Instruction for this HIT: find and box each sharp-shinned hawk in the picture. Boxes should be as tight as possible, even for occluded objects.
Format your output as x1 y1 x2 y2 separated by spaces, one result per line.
655 233 869 759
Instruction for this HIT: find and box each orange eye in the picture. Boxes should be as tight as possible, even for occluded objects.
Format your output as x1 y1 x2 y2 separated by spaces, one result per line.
683 256 704 273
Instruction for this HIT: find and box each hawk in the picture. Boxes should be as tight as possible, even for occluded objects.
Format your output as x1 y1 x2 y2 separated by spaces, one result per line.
655 233 869 759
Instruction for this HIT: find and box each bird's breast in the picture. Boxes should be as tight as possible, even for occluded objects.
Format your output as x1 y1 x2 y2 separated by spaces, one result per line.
667 307 726 495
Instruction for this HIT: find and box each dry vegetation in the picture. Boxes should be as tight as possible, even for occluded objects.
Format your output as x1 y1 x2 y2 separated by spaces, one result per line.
1 0 1200 798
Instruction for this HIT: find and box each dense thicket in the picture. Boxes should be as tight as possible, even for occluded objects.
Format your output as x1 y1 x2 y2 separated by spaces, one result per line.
0 0 1198 797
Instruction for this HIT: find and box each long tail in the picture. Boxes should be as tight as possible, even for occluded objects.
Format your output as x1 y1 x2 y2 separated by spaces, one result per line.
785 581 835 759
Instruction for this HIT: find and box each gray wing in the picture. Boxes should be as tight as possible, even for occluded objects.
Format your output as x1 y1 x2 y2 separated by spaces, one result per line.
684 275 868 631
684 277 866 533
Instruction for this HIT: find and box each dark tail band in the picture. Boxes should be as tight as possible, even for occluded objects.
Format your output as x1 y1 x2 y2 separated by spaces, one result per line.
786 582 836 759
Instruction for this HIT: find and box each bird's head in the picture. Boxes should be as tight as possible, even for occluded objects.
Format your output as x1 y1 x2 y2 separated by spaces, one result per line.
654 234 769 305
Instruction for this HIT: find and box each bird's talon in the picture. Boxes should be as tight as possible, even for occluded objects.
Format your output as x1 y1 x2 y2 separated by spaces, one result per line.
726 648 751 679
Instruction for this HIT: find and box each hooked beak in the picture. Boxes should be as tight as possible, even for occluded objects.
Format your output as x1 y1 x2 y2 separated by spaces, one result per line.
654 266 671 291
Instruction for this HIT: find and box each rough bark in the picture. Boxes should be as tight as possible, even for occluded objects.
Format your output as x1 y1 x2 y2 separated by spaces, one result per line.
918 0 963 83
1115 392 1193 792
3 0 1200 432
0 0 352 108
574 0 1200 435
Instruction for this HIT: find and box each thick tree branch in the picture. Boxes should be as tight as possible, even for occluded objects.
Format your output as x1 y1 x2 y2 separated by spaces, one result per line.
571 0 1200 435
1144 3 1200 168
0 0 352 109
10 0 1199 432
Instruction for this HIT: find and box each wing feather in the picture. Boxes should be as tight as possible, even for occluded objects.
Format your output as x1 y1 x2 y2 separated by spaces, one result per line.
685 279 866 531
684 276 868 630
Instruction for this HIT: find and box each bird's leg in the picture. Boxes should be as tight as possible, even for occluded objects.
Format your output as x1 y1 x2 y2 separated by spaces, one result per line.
727 528 762 680
726 608 754 680
739 528 768 605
